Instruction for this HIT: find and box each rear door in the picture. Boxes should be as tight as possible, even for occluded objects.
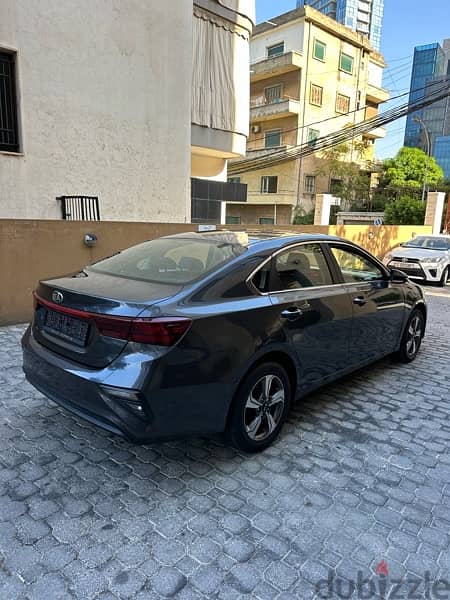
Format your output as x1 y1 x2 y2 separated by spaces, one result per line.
327 243 405 365
267 242 353 389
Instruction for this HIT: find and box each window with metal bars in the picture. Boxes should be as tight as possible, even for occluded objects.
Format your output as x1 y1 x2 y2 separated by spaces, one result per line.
310 84 323 107
0 51 19 152
58 196 101 220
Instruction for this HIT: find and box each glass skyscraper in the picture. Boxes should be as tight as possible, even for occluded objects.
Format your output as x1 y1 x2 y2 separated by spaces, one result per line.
404 40 450 179
296 0 384 51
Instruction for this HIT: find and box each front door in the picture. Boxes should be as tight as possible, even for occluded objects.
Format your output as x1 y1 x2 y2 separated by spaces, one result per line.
268 243 353 391
328 244 406 365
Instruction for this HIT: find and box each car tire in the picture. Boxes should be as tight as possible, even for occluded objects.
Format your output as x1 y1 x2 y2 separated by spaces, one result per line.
439 266 449 287
394 309 425 363
226 362 291 453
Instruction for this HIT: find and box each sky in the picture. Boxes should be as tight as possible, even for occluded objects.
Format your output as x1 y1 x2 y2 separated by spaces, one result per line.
255 0 450 160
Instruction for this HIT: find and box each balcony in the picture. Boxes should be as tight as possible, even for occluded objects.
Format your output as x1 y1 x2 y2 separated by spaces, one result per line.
250 96 301 122
366 83 390 104
246 191 296 206
250 51 303 82
363 126 386 140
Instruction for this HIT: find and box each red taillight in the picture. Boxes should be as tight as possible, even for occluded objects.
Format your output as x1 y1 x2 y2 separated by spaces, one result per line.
33 292 191 346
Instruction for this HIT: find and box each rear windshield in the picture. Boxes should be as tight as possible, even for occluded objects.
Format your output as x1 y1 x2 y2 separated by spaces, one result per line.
88 237 247 284
403 237 450 250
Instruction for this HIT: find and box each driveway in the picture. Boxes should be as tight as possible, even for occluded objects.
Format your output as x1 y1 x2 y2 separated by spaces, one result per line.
1 288 450 599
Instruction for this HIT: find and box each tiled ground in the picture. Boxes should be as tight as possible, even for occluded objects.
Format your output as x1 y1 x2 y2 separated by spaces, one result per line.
1 287 449 599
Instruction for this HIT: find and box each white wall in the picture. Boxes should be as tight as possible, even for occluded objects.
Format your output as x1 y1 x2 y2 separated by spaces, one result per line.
368 60 383 88
251 22 305 63
0 0 192 221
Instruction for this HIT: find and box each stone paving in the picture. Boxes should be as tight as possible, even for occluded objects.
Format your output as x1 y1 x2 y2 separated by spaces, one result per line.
1 287 450 599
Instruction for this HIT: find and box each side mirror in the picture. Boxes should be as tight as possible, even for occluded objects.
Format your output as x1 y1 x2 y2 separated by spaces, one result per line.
390 268 408 283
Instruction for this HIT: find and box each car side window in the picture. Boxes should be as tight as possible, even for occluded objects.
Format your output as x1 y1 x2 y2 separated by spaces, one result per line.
330 246 384 283
251 264 271 293
270 244 333 291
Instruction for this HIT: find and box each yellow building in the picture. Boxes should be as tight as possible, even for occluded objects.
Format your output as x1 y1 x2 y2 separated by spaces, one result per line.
226 5 389 226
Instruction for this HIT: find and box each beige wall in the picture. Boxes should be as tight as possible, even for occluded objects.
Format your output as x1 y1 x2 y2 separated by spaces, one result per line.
1 219 432 325
0 0 192 222
226 204 292 225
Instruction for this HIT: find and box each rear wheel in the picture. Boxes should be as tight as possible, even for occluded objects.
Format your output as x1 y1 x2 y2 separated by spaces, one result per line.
439 266 449 287
394 309 424 363
226 362 291 453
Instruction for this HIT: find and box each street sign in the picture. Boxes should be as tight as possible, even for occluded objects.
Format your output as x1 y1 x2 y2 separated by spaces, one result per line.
197 224 217 232
374 217 383 226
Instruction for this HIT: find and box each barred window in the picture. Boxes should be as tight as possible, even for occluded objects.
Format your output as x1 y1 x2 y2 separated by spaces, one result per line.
0 51 19 152
336 93 350 114
310 84 323 107
304 175 315 193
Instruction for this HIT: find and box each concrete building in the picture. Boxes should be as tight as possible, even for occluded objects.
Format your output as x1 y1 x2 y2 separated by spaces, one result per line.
225 5 388 226
296 0 384 51
0 0 254 222
404 39 450 179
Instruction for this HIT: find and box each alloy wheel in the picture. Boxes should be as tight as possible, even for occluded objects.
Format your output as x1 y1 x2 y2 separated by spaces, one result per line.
405 315 422 358
244 374 285 442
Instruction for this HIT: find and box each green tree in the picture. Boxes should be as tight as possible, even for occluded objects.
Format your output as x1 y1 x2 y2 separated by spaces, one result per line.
379 147 444 188
292 207 314 225
384 196 426 225
316 141 372 211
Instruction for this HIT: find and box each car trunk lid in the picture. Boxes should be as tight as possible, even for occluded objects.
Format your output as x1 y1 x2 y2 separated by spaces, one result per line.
32 271 183 368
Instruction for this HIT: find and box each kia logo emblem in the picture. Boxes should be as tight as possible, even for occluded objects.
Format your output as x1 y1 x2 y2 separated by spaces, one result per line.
52 291 64 304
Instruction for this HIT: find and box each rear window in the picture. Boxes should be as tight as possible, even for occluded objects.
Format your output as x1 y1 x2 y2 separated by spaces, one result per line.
88 237 247 284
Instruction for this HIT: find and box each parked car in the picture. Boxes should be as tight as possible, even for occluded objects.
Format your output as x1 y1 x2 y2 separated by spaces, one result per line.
22 231 427 452
383 235 450 286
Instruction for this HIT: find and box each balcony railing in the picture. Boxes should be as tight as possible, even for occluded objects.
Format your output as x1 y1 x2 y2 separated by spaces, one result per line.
250 51 303 82
250 95 301 122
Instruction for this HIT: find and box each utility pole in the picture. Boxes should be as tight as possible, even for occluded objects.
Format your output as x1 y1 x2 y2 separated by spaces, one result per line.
413 114 431 203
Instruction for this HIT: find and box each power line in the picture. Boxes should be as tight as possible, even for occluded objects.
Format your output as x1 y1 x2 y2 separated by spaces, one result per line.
229 80 450 175
247 76 450 146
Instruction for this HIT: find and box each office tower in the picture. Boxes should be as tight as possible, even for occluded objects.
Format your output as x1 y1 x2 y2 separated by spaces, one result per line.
296 0 384 50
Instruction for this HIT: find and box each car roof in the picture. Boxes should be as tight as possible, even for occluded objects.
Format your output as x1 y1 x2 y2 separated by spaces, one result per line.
165 230 344 249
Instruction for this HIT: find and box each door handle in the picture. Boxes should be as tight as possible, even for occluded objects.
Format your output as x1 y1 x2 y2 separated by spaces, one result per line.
281 307 303 320
353 296 367 306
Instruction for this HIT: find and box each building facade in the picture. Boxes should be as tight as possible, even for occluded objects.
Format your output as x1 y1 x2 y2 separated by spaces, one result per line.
296 0 384 51
225 5 388 226
404 39 450 179
0 0 254 221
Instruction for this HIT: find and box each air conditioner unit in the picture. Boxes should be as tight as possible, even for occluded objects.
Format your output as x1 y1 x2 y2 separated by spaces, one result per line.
251 125 261 133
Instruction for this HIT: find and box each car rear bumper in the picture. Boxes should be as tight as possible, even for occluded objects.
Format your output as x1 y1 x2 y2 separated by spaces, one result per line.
22 326 232 443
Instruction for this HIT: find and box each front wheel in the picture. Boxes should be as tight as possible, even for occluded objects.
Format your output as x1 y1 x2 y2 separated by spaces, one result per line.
394 309 425 363
439 266 449 287
226 362 291 453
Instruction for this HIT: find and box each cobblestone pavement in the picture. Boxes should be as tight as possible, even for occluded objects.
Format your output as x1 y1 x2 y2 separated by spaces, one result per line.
1 288 450 599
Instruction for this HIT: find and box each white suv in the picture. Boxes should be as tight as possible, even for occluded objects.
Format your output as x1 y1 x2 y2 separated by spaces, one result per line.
383 235 450 286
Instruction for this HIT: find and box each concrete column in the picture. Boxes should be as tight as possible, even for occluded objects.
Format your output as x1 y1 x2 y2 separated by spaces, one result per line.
220 201 227 225
424 192 445 234
314 194 341 225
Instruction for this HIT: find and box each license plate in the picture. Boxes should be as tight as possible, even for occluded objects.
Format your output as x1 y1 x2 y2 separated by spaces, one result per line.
390 261 420 269
43 309 89 346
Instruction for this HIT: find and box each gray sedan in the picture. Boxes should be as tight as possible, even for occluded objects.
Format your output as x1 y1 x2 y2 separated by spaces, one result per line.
383 235 450 286
22 231 427 452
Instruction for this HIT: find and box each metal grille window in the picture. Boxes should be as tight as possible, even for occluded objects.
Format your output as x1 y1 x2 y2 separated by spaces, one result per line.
310 84 323 107
304 175 316 193
226 216 241 224
259 217 275 225
0 51 19 152
264 84 282 103
336 93 350 114
58 196 101 220
339 52 354 74
261 176 278 194
267 43 284 58
313 39 326 61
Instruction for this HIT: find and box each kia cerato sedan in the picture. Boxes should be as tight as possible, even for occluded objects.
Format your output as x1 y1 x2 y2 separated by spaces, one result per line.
383 235 450 286
22 232 426 452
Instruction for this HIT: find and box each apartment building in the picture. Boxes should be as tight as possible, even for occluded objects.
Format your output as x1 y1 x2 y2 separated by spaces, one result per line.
225 5 389 226
0 0 254 222
296 0 384 51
